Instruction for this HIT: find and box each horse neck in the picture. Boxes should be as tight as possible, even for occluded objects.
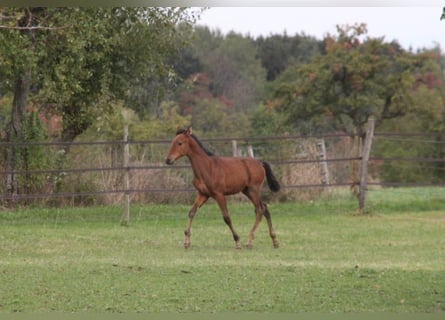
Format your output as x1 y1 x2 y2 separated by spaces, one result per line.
186 138 213 176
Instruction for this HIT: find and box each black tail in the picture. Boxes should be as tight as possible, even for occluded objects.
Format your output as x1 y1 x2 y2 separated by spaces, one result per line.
262 162 280 192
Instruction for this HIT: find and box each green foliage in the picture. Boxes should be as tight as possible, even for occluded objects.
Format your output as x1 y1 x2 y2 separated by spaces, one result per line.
0 8 198 201
255 33 322 81
374 119 445 184
189 27 266 113
272 23 445 137
173 26 270 138
0 9 44 92
249 103 291 136
14 111 52 196
0 95 12 140
92 101 191 142
190 98 249 137
372 47 445 184
0 8 198 143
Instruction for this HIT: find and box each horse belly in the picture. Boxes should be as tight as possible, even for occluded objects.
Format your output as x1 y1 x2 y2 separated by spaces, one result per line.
220 158 264 194
223 174 248 195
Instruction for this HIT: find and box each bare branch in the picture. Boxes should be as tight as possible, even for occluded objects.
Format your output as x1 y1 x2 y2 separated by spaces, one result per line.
0 25 68 30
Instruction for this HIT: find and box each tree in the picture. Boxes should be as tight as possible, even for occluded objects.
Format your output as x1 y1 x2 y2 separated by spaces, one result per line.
190 27 266 113
175 72 250 138
1 8 50 200
249 102 291 136
373 46 445 184
1 7 197 141
191 98 249 137
0 7 198 201
37 8 197 142
271 23 444 186
255 33 322 81
273 23 443 139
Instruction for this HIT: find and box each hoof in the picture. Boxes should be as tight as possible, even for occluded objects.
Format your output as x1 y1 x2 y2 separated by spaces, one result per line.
245 243 253 250
273 241 279 249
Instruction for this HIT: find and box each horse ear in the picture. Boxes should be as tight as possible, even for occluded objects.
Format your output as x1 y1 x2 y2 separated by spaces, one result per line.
185 126 192 136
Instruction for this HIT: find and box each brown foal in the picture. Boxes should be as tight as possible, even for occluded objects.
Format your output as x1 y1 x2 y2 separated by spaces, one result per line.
165 127 280 249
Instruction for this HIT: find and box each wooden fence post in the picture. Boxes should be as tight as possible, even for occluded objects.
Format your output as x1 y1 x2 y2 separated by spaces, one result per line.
121 125 130 226
358 117 375 214
232 140 238 157
317 139 330 185
247 145 254 158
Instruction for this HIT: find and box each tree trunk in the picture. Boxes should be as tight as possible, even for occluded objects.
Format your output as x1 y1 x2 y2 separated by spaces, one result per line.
3 8 41 205
4 71 31 203
349 134 361 196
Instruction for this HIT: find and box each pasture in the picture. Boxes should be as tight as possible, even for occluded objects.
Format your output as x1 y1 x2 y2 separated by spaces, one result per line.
0 188 444 315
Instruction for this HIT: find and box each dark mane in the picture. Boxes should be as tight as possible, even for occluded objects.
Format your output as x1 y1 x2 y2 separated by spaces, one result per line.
176 128 215 156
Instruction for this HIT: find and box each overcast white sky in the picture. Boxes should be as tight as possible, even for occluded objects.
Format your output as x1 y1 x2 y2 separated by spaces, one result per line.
197 6 444 51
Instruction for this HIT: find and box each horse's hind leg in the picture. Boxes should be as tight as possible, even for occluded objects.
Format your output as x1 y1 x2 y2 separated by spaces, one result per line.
263 202 279 248
246 203 263 249
185 193 208 249
214 193 241 249
244 187 279 249
243 187 263 249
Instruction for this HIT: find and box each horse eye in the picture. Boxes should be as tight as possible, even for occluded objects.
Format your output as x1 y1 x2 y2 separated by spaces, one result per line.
178 141 183 146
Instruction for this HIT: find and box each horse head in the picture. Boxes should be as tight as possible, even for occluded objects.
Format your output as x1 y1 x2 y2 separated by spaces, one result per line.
165 126 192 165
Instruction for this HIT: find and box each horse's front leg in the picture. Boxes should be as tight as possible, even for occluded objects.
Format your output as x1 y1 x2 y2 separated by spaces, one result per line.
184 193 208 249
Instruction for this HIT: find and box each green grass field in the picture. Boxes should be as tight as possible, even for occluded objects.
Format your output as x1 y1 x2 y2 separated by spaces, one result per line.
1 188 444 314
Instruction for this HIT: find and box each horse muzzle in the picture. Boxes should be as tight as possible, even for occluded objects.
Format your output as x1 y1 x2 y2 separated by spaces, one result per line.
165 158 174 165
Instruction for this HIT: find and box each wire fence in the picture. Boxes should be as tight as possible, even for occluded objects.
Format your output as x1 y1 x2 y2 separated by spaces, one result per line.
1 131 445 206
